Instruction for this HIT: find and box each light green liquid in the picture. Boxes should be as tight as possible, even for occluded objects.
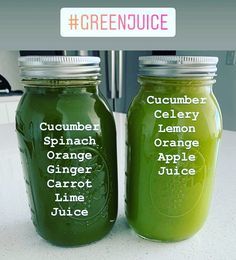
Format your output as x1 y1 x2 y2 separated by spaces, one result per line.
126 77 222 241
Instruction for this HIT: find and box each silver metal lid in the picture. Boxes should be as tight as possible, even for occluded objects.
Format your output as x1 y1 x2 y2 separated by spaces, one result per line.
139 56 219 77
18 56 101 79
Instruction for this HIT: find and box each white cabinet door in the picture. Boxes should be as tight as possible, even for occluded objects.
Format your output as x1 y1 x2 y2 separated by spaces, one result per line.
0 97 21 124
0 103 8 124
6 102 18 123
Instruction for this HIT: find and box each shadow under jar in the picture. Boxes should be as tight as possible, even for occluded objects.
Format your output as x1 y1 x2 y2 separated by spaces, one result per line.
126 56 222 242
16 56 118 246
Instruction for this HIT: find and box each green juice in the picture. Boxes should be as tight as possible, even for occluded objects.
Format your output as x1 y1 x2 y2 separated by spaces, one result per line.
126 57 222 242
16 57 118 246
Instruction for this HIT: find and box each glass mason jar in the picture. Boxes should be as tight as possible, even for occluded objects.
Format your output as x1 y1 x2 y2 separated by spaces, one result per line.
16 56 118 246
126 56 222 242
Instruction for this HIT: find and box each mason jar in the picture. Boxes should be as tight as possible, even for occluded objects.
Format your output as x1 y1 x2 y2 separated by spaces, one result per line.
16 56 118 246
126 56 222 241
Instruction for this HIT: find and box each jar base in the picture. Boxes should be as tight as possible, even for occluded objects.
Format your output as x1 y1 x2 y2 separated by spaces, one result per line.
135 231 194 243
35 221 116 247
127 220 197 243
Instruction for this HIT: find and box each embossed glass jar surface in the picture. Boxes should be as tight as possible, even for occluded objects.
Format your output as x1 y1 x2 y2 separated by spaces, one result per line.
126 56 222 241
16 56 118 246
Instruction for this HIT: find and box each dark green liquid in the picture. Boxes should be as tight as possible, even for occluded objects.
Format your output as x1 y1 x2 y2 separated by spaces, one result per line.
16 81 118 246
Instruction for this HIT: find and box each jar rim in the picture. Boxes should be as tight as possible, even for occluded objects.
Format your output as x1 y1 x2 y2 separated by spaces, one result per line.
18 56 101 79
139 56 218 77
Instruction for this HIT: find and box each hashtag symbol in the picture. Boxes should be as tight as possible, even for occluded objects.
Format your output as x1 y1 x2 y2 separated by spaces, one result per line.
68 14 79 30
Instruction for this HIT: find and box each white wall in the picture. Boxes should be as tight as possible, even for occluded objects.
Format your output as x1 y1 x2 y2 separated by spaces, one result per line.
177 51 236 131
0 51 22 91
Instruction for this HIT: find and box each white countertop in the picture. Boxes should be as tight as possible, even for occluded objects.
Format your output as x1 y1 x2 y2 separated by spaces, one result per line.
0 115 236 260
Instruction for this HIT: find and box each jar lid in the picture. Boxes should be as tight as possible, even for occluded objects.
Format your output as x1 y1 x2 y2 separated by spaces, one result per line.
139 56 219 77
18 56 101 79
